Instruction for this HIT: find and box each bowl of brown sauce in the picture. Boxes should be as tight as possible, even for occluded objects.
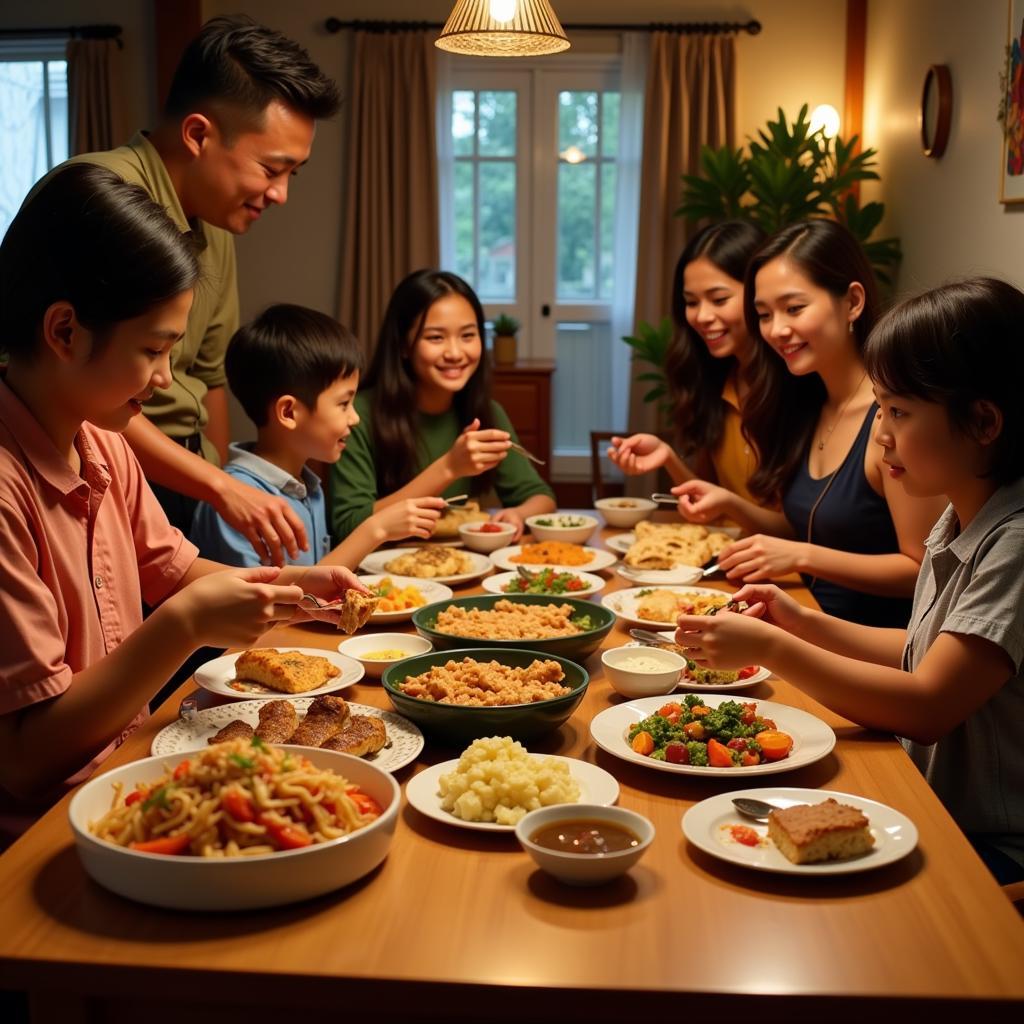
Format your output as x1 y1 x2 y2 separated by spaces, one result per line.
514 804 655 886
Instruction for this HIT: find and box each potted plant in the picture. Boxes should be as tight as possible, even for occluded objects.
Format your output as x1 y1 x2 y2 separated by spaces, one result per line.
491 313 520 366
621 316 674 422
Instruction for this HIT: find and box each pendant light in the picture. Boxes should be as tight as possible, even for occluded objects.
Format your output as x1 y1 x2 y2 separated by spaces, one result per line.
436 0 570 57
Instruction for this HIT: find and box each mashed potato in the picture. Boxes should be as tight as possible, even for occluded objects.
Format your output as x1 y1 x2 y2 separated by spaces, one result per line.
437 736 581 825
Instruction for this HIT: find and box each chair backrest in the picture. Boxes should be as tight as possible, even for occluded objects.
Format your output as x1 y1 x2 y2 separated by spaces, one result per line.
589 431 620 503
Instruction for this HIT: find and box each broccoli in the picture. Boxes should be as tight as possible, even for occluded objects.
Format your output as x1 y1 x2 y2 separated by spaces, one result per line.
682 693 704 709
686 741 709 767
650 748 667 761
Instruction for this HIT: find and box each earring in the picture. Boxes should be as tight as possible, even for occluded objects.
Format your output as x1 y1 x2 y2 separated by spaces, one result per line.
848 321 854 334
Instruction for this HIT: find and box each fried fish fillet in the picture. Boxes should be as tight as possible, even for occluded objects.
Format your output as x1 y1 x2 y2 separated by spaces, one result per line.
233 649 341 694
254 700 298 744
288 694 350 747
208 720 255 745
322 715 388 757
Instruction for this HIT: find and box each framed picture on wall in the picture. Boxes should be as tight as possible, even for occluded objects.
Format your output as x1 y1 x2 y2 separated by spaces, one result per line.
1001 0 1024 203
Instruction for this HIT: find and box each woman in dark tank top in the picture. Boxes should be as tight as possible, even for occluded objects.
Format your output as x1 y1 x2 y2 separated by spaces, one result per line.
669 221 945 626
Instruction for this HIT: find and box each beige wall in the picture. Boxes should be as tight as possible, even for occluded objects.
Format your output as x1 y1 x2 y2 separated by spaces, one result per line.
863 0 1024 292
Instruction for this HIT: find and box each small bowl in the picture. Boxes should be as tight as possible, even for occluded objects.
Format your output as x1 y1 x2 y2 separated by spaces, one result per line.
458 520 516 553
338 632 433 679
601 645 686 699
525 513 599 545
515 804 655 886
595 497 658 529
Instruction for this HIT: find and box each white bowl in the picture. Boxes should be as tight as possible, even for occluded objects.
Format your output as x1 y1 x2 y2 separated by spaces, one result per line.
458 520 516 553
69 746 401 910
338 632 434 679
595 497 658 528
525 513 599 545
601 645 687 699
515 804 655 886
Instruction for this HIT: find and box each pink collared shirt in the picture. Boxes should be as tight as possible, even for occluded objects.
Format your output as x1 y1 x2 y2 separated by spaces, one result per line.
0 379 198 820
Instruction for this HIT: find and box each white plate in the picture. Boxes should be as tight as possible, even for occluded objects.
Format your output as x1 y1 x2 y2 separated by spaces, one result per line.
601 585 731 628
194 648 363 700
682 787 919 875
616 565 704 585
150 698 424 773
359 547 493 586
357 574 454 622
481 569 607 598
405 755 620 832
606 525 742 557
488 545 618 573
589 694 836 777
623 635 771 691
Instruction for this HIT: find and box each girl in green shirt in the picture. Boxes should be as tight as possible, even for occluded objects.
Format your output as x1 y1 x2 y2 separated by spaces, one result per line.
329 270 554 542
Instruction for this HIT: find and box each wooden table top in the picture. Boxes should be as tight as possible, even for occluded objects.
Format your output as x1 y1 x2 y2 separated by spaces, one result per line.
1 519 1022 1020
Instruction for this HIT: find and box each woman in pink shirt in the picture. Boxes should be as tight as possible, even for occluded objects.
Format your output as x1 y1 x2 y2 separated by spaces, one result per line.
0 164 365 825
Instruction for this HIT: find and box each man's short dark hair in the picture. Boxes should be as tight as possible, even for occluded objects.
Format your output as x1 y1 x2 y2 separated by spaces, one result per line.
226 305 363 428
164 15 341 129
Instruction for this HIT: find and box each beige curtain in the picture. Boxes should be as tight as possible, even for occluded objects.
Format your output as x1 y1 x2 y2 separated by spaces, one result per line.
339 30 441 354
626 32 735 451
66 38 124 155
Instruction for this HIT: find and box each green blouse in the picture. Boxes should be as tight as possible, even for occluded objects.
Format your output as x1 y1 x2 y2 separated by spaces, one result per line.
328 390 554 541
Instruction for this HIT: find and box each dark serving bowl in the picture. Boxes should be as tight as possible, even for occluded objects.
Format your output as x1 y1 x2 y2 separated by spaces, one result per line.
380 647 589 744
410 593 615 661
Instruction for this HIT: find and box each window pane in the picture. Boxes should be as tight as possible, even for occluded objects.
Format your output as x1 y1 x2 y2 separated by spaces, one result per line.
558 90 598 159
453 160 475 283
452 90 475 156
602 92 620 158
557 161 595 300
47 60 68 166
477 161 515 300
553 321 616 452
0 61 51 238
478 90 516 156
599 161 617 300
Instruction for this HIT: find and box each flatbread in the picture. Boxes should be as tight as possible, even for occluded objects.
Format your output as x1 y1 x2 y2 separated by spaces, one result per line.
625 522 732 569
432 500 489 539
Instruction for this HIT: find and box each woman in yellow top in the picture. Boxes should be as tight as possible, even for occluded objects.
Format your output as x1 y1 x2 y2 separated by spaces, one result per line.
608 221 765 501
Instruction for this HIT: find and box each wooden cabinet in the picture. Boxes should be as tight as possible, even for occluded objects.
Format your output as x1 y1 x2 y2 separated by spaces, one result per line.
490 358 555 481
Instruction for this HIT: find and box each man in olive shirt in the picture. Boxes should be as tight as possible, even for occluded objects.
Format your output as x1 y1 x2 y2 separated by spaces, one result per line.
62 16 341 564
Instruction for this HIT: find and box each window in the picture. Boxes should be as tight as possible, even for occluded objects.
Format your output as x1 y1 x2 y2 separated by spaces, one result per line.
441 57 638 480
0 43 68 239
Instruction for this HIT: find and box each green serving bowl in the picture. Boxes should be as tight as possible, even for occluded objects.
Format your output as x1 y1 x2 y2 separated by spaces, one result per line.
410 593 615 661
381 647 589 744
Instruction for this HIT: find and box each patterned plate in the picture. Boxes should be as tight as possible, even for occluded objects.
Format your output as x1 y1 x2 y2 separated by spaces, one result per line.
150 698 424 773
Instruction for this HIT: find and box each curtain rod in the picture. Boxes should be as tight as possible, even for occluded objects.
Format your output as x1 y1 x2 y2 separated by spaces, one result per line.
325 17 761 36
0 24 123 45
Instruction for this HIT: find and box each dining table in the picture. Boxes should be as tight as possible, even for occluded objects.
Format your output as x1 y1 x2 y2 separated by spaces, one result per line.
0 513 1022 1022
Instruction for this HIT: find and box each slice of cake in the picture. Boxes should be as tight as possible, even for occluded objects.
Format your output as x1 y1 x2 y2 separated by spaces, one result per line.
767 798 875 864
233 649 341 694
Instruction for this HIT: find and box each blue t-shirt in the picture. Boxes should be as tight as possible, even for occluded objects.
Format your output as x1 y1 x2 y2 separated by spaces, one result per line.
190 443 332 567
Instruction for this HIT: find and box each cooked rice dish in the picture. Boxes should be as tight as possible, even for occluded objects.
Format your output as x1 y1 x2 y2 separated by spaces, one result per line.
398 656 571 706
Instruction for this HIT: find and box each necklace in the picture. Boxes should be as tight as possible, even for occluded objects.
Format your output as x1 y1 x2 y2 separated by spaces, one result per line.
817 373 869 451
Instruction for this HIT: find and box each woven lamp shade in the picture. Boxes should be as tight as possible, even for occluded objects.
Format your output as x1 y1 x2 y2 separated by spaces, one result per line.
436 0 570 57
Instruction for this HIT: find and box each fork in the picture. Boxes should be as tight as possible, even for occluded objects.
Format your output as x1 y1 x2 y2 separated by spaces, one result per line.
509 441 546 466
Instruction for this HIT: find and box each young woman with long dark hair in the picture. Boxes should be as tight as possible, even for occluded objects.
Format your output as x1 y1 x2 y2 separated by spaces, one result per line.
672 220 945 626
607 221 765 499
329 270 554 542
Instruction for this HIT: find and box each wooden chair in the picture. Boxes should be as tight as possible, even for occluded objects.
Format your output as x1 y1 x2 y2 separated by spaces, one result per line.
589 431 620 503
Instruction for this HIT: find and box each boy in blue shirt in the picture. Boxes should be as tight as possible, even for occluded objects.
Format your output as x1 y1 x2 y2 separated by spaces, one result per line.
191 305 445 566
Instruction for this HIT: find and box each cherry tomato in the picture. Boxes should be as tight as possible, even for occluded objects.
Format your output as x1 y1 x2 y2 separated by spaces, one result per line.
130 833 191 855
737 666 760 680
664 742 689 764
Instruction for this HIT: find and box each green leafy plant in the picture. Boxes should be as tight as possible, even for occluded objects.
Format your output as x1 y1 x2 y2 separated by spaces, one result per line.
676 104 901 283
492 313 520 336
621 316 674 416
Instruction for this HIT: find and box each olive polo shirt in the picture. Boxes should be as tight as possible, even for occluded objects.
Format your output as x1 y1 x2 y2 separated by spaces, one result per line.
63 132 239 466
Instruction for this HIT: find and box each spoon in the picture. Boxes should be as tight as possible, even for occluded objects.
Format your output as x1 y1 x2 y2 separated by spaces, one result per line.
516 565 535 581
629 628 681 648
731 797 785 821
649 493 678 506
444 493 470 507
701 562 721 577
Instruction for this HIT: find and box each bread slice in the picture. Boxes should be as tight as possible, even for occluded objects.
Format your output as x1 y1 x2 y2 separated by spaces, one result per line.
336 590 380 634
768 798 875 864
233 649 340 695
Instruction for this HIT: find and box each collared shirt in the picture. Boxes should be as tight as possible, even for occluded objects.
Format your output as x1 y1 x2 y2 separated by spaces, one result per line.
190 443 332 567
0 378 198 821
62 132 240 465
711 374 758 503
902 476 1024 867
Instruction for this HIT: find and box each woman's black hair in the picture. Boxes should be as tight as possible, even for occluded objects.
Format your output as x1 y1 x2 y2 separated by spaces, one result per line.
0 164 200 361
665 220 765 461
164 15 340 129
742 219 880 503
226 305 363 427
364 269 493 496
865 277 1024 485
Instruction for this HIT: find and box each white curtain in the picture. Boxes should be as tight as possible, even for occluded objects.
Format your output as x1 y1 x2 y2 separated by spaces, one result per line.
435 50 455 271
